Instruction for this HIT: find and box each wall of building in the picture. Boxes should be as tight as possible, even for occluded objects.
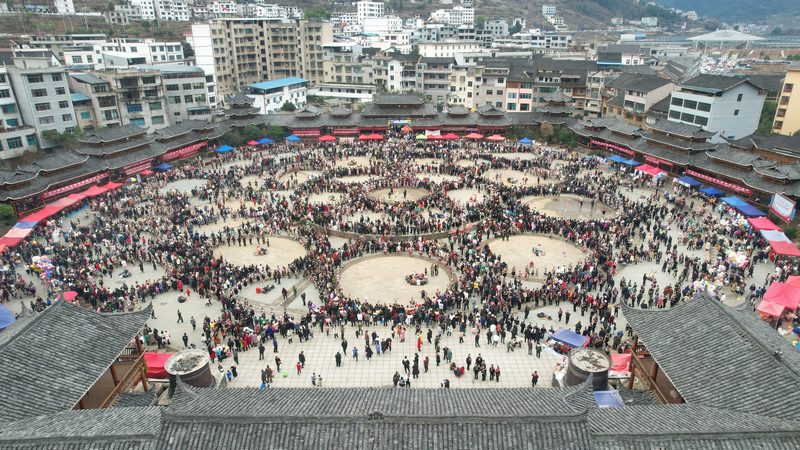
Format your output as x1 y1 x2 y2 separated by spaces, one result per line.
774 70 800 136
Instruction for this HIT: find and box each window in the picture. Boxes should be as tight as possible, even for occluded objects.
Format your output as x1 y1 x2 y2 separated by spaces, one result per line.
6 137 22 149
127 103 143 113
520 93 532 100
736 93 743 102
182 83 191 90
506 103 516 110
734 109 739 116
87 56 93 63
58 100 69 109
55 87 66 95
681 112 694 123
142 76 156 84
193 83 204 90
0 89 9 98
35 103 50 111
520 104 530 111
785 83 794 93
94 85 108 93
694 116 708 126
184 95 193 103
71 56 82 63
170 96 181 104
166 84 179 91
195 94 206 102
149 101 162 111
26 74 44 83
6 118 18 127
152 115 165 125
683 99 697 110
0 74 5 83
26 134 37 145
0 104 13 114
486 90 493 95
670 97 683 107
130 118 145 126
51 73 61 82
62 113 72 122
697 102 711 112
80 111 91 120
507 92 517 99
669 110 680 119
31 88 47 97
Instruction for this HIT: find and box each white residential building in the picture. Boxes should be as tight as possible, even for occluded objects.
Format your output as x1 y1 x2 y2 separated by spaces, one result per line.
54 0 75 15
418 41 480 58
641 17 659 28
130 0 156 20
362 16 403 34
0 67 39 159
357 1 384 24
542 4 556 18
248 77 308 114
668 74 766 140
155 0 190 21
186 24 218 107
207 1 237 18
62 39 185 69
430 6 474 26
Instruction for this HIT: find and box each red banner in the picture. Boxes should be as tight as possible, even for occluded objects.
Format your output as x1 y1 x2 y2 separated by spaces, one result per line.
43 173 108 199
291 129 320 137
123 158 153 176
163 141 207 161
645 155 673 168
332 128 360 135
590 139 635 156
685 169 752 196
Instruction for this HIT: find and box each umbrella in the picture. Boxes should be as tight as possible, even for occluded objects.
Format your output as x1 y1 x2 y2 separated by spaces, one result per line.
213 145 234 154
0 303 14 330
318 135 336 142
441 133 459 140
367 133 383 140
154 163 173 172
257 137 274 145
247 140 259 146
286 135 301 142
465 132 484 139
486 134 505 141
63 290 78 301
518 137 533 145
358 134 371 141
401 125 413 133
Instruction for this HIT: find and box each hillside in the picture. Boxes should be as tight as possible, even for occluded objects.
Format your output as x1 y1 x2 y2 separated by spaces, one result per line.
653 0 800 23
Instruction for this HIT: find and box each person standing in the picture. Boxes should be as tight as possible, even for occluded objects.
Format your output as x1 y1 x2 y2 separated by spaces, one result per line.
474 334 480 348
190 316 197 331
177 310 184 323
531 371 539 387
535 343 542 358
298 351 306 368
393 371 401 387
182 333 189 348
342 339 348 355
335 351 342 367
466 354 472 370
352 347 359 362
296 361 302 375
275 356 282 373
259 342 265 360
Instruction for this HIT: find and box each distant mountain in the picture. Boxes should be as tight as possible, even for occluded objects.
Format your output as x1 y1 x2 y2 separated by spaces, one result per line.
653 0 800 23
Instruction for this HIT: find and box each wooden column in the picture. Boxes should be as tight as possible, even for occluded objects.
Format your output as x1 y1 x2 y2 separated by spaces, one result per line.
627 335 638 389
110 364 120 386
650 360 659 382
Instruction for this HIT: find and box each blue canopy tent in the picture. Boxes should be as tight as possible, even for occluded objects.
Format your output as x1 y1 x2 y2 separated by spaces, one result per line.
593 390 625 409
257 137 274 145
700 186 724 196
676 176 701 188
213 144 234 154
606 155 627 164
154 163 173 172
722 196 767 217
286 135 301 142
14 221 38 229
0 303 14 330
518 137 533 145
551 328 590 348
620 159 641 167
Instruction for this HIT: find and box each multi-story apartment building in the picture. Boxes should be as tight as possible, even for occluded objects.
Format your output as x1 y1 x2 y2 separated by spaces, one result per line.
447 65 479 108
130 0 156 20
155 0 191 21
492 32 572 52
0 66 39 159
189 19 332 104
356 1 384 24
249 77 308 113
416 57 454 106
773 69 800 136
62 39 185 68
321 43 373 85
503 58 597 114
603 73 673 127
429 6 475 26
668 74 765 140
207 1 238 18
5 52 77 149
417 41 481 58
145 65 211 124
542 4 557 18
68 74 122 129
25 34 108 62
371 52 416 94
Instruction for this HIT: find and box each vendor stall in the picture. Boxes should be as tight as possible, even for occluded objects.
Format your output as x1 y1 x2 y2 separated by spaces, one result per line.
550 328 590 354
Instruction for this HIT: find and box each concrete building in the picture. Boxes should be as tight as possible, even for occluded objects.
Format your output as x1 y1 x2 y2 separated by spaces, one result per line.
641 17 659 28
54 0 74 14
143 65 211 124
356 1 384 24
542 4 556 18
429 6 475 26
248 77 307 114
130 0 156 20
603 73 674 127
492 32 572 52
417 41 481 58
68 74 122 129
0 66 39 159
207 1 238 18
189 19 331 104
773 69 800 136
416 57 455 106
4 52 77 149
371 52 417 93
155 0 190 21
62 39 185 69
668 74 765 140
321 43 373 85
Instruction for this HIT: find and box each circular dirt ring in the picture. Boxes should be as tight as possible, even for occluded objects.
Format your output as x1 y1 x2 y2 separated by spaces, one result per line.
446 188 486 206
334 156 373 168
159 179 206 195
368 187 429 204
416 173 460 183
213 236 307 268
485 234 587 276
523 194 614 221
338 254 453 303
278 170 321 184
308 192 346 205
483 169 559 187
334 174 379 184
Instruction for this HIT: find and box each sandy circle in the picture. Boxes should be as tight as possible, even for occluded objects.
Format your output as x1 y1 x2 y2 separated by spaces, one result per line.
308 192 346 205
483 169 558 187
213 236 308 268
490 152 539 161
334 156 373 168
447 188 486 206
523 194 613 220
194 218 248 234
455 159 477 167
159 179 206 195
339 255 453 303
416 173 460 183
369 187 429 203
278 170 321 184
486 234 587 275
414 158 447 167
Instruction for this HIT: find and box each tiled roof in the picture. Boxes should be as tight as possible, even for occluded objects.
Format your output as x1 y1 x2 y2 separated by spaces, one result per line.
647 119 714 139
477 103 505 116
680 74 751 93
373 94 424 106
79 124 148 144
606 73 672 93
622 297 800 419
0 302 151 421
227 91 255 106
76 135 157 156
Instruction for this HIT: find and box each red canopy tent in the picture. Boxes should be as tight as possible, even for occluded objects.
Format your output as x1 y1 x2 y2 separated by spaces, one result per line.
426 134 443 140
140 170 154 176
763 282 800 310
367 133 383 140
756 300 786 318
20 205 63 223
401 125 413 133
441 133 459 140
318 135 336 142
486 134 505 141
3 227 32 239
768 240 800 258
465 133 484 139
48 196 81 210
144 352 173 379
247 140 259 146
82 185 107 197
0 237 24 247
747 217 780 231
358 134 370 141
635 164 667 177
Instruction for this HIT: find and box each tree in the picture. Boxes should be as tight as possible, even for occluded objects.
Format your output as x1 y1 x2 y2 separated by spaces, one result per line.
408 45 420 59
0 204 15 226
509 21 523 35
556 127 577 147
757 100 777 135
280 101 296 112
539 122 554 143
304 7 330 20
42 129 83 150
221 130 245 147
243 124 261 141
772 27 784 36
182 42 194 59
475 15 486 30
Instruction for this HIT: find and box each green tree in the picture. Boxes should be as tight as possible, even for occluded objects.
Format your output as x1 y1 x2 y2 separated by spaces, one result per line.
261 125 288 140
243 124 261 141
540 122 554 143
509 21 523 35
556 127 577 147
42 129 84 150
0 204 15 226
475 15 486 30
221 130 245 147
280 101 297 112
304 6 331 20
757 100 777 135
772 27 784 36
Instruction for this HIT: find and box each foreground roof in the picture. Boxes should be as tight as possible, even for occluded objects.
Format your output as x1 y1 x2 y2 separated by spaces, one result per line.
0 302 151 421
623 297 800 420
